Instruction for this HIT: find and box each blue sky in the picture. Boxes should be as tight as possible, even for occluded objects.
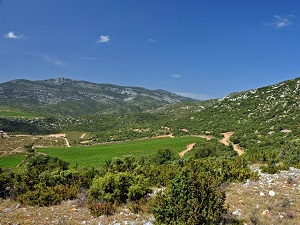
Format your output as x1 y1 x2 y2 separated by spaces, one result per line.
1 0 300 100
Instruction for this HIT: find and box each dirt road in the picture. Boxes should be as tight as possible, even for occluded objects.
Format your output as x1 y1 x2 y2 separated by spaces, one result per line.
64 138 70 147
220 132 244 156
179 143 196 157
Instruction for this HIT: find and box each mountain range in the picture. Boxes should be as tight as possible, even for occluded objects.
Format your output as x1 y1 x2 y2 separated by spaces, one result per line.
0 77 196 116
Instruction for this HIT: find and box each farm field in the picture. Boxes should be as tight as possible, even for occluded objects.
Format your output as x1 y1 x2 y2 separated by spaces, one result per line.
0 154 25 168
0 108 42 118
37 136 204 167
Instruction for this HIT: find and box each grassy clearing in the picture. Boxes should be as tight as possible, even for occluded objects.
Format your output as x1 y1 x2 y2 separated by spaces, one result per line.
66 131 93 145
0 108 42 118
37 136 204 167
0 154 25 168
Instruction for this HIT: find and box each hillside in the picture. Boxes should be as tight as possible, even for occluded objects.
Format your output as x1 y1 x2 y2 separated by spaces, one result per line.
2 77 300 225
1 76 300 161
59 77 300 161
163 77 300 161
0 77 196 116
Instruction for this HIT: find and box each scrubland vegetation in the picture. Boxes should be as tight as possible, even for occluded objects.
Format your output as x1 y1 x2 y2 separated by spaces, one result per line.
1 77 300 224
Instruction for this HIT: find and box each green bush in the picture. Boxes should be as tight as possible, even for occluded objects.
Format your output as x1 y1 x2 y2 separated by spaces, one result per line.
89 172 133 203
193 140 237 159
152 148 178 164
0 168 14 198
137 163 182 186
105 155 139 173
280 141 300 167
26 155 69 174
151 170 228 225
17 183 79 206
89 172 150 204
17 184 61 206
128 182 150 201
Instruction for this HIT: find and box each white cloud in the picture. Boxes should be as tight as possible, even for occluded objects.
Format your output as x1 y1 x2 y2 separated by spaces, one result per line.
176 92 211 100
81 56 97 60
272 15 293 28
42 54 67 67
148 38 156 43
4 31 25 39
172 74 181 78
97 35 110 43
30 53 67 67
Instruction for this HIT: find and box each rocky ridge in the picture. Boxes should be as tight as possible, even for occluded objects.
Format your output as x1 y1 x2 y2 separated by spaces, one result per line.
0 77 196 116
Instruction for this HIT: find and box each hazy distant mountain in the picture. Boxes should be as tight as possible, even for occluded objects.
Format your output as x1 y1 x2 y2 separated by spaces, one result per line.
0 77 197 116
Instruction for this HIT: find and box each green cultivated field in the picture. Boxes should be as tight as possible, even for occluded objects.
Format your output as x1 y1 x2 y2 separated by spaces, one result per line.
0 155 25 168
37 136 203 167
0 108 41 118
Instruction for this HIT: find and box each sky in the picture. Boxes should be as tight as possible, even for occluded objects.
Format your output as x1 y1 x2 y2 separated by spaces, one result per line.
1 0 300 100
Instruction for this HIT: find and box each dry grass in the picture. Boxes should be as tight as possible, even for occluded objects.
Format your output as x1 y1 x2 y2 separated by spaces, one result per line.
0 135 66 157
226 165 300 225
0 198 154 225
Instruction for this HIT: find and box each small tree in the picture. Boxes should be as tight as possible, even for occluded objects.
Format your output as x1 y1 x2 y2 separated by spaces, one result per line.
280 141 300 167
153 148 177 164
151 169 229 225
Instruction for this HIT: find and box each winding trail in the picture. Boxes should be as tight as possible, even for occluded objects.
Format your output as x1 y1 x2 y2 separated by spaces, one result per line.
80 133 86 139
179 143 196 157
220 132 244 156
64 138 70 147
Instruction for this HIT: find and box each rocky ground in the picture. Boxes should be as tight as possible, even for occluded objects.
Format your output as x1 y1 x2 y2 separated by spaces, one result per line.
226 165 300 225
0 198 155 225
1 165 300 225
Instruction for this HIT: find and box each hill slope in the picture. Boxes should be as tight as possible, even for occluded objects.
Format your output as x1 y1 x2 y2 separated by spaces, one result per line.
0 77 196 116
161 77 300 161
2 76 300 163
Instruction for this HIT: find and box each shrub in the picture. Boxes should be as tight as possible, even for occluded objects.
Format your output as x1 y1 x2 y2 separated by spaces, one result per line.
89 172 133 203
17 183 79 206
105 156 139 173
193 140 237 159
152 148 177 164
26 155 69 174
280 141 300 167
151 170 228 224
128 182 150 201
17 184 61 206
0 168 14 198
89 172 150 205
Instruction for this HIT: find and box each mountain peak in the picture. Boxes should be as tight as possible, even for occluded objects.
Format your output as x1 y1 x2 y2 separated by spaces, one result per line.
46 77 71 85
